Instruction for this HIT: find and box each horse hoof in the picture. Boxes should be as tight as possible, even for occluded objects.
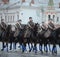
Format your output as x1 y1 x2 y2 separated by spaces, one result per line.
41 51 43 54
1 49 4 51
29 50 31 52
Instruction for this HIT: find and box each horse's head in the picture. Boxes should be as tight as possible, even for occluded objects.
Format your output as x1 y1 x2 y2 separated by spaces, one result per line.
6 25 12 31
55 27 60 38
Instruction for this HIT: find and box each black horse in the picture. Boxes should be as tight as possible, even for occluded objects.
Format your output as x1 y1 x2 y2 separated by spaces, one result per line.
1 25 12 51
55 27 60 47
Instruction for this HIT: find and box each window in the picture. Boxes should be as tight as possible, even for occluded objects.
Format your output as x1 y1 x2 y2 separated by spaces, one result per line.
11 16 12 22
5 16 7 22
8 16 9 22
57 17 59 22
13 16 14 22
53 15 55 19
48 15 51 20
17 15 19 20
53 15 55 21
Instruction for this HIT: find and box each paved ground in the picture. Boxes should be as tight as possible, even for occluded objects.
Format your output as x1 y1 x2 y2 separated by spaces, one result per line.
0 51 60 57
0 42 60 57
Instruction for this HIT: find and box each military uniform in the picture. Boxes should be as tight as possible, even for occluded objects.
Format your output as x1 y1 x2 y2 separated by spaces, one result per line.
0 22 7 32
48 20 57 54
48 21 55 31
0 21 7 51
0 22 7 38
41 23 47 31
14 22 23 37
28 21 35 30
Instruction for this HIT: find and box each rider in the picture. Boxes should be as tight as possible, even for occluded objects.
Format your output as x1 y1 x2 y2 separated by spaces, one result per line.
0 19 7 51
41 22 48 31
47 19 57 54
14 20 24 51
27 17 35 52
28 17 35 30
48 19 55 31
15 20 22 30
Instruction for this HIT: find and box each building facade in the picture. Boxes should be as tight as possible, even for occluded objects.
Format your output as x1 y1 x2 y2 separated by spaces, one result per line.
0 0 60 25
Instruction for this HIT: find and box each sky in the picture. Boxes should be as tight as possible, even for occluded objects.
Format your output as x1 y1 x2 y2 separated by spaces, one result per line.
9 0 60 8
0 0 60 8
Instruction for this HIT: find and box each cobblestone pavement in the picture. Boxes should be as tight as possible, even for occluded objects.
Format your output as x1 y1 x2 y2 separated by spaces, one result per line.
0 42 60 57
0 50 60 57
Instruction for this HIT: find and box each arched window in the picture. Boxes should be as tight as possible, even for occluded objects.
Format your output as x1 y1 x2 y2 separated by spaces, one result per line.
57 17 59 22
48 15 51 20
53 15 55 21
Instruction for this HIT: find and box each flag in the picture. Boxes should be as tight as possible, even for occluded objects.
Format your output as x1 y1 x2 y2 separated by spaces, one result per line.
30 0 34 6
59 3 60 8
22 0 25 3
2 0 9 4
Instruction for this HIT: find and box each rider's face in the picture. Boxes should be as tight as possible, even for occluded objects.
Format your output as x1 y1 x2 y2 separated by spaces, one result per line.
19 21 21 23
29 19 32 21
1 20 4 22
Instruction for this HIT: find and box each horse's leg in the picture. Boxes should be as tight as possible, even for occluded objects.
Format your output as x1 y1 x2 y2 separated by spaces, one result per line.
10 42 12 50
13 42 16 50
29 43 34 52
22 42 26 53
27 38 32 52
6 42 8 52
52 43 57 55
48 38 51 52
1 41 5 51
39 43 43 53
33 38 37 53
44 42 48 53
48 42 51 52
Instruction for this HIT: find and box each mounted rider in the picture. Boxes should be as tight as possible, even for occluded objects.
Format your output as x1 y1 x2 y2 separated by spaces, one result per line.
0 19 7 32
48 19 55 31
41 22 48 31
14 20 23 37
0 19 7 51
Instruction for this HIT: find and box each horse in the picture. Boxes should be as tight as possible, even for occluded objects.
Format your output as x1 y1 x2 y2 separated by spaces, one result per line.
24 23 39 53
55 27 60 47
0 25 12 51
14 24 27 52
31 23 39 53
37 25 49 53
43 27 57 54
5 25 12 52
37 25 57 54
9 25 16 50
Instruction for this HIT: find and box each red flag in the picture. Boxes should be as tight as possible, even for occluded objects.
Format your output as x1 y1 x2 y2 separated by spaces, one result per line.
31 0 34 4
22 0 25 3
2 0 9 4
59 3 60 8
30 0 34 6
